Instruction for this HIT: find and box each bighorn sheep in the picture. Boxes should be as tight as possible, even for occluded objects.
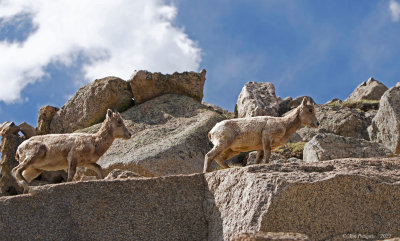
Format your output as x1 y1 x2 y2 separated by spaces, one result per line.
204 97 318 172
12 109 132 192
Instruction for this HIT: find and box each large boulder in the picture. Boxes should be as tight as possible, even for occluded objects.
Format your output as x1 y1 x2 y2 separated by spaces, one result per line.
236 82 281 118
78 94 224 177
129 69 206 105
295 105 373 142
303 133 391 162
205 158 400 240
0 174 208 241
50 76 133 133
345 77 388 102
2 158 399 240
368 85 400 153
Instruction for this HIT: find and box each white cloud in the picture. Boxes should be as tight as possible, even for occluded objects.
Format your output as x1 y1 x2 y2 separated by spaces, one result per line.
390 0 400 21
0 0 201 102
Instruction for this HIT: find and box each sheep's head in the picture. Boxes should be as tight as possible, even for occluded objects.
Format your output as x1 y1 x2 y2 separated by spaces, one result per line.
298 97 319 128
106 109 132 139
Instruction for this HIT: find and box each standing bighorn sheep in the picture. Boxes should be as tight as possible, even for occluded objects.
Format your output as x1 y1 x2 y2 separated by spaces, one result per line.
12 109 132 192
204 97 318 172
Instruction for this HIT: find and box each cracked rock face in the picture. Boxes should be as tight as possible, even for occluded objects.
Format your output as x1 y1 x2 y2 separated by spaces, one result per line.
236 82 281 118
1 158 400 240
303 133 391 162
369 85 400 154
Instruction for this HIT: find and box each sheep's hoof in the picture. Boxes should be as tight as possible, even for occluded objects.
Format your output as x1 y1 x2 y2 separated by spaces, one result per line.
22 187 30 194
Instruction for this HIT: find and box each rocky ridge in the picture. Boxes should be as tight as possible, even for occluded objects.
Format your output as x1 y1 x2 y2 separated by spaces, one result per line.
1 158 399 241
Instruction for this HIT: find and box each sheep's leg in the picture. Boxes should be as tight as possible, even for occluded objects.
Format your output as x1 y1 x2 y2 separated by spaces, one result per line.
12 146 46 193
215 149 241 169
12 163 31 193
262 148 271 164
261 132 272 164
67 157 78 182
84 163 104 179
215 157 230 169
256 150 264 164
22 166 43 183
203 144 228 173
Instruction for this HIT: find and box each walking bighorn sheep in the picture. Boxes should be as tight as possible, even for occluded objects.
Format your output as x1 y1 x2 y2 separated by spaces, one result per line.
204 97 318 172
12 109 132 192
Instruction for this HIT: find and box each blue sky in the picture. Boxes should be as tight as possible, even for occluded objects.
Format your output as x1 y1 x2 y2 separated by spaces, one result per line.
0 0 400 127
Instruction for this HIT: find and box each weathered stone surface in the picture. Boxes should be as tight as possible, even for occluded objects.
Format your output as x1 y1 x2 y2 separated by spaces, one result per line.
232 232 310 241
205 158 400 241
37 105 59 135
129 69 206 105
105 169 142 180
236 82 281 118
303 133 391 162
0 122 24 195
79 94 224 177
295 105 373 142
50 76 133 133
345 77 388 102
0 174 208 241
369 85 400 153
1 158 400 240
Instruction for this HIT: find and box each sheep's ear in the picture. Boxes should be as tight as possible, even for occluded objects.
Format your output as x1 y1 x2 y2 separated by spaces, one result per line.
107 109 113 118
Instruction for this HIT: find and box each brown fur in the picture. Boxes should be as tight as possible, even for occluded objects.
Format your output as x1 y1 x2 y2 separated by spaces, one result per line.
12 109 132 192
203 97 318 172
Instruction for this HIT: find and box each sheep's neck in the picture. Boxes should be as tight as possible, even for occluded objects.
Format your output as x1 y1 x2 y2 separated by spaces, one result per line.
281 108 302 141
94 122 115 157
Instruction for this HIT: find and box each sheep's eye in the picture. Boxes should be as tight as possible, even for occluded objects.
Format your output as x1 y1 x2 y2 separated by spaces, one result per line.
309 109 313 113
117 120 123 125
